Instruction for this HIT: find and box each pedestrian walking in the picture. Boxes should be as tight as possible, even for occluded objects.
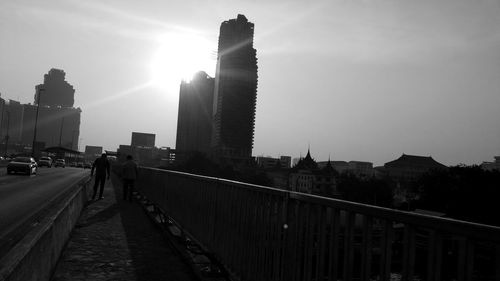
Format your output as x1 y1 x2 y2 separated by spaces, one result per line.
122 155 138 202
90 153 110 200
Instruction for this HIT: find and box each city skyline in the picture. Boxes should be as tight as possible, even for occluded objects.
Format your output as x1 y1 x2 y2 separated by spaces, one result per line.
1 0 499 166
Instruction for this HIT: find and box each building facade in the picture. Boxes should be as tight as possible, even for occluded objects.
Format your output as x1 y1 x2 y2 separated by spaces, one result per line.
383 154 447 182
211 14 258 165
20 104 81 151
256 156 292 169
175 72 214 163
288 150 339 197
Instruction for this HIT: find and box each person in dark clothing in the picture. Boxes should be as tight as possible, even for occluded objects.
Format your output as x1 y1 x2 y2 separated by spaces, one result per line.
121 155 138 202
91 153 111 200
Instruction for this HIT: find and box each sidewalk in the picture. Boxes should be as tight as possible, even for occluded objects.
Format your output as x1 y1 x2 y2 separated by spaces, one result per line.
51 175 198 281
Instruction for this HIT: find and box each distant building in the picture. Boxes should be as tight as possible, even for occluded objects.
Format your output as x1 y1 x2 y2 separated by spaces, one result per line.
481 156 500 171
318 160 375 178
0 100 25 147
131 132 155 148
21 104 81 151
85 145 103 161
175 72 214 163
383 154 447 182
34 69 75 107
211 14 258 165
0 69 81 156
256 156 292 169
289 150 338 197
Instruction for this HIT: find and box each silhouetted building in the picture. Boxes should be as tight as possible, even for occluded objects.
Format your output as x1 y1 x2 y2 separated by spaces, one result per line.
34 69 75 107
20 104 81 151
481 156 500 171
384 154 447 182
0 69 81 154
211 14 258 165
256 156 292 169
318 160 375 178
176 72 214 163
289 150 338 197
131 132 155 148
2 100 24 144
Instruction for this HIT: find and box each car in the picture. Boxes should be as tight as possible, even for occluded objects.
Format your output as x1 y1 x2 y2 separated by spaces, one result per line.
83 162 92 169
38 156 53 168
7 156 38 175
76 162 84 168
54 159 66 168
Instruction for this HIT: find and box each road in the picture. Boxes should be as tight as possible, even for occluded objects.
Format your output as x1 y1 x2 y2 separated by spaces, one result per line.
0 167 90 244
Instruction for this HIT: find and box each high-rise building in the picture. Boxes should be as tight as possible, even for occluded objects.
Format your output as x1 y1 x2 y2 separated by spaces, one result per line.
21 69 81 151
211 14 258 165
20 104 81 150
175 71 215 163
34 69 75 107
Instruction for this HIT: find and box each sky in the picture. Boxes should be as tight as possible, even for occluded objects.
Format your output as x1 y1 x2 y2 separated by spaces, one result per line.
1 0 499 166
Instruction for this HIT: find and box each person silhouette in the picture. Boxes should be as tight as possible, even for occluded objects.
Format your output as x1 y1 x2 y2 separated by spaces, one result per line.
121 155 138 202
90 153 110 200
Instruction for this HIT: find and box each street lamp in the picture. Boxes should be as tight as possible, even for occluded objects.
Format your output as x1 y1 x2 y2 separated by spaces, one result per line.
32 88 44 157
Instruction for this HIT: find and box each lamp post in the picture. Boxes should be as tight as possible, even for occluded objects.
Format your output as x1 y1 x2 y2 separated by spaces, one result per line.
32 88 44 157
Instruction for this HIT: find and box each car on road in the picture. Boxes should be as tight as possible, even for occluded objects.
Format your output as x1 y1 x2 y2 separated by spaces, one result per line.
76 162 84 168
38 156 53 168
54 159 66 168
7 157 38 175
83 162 92 169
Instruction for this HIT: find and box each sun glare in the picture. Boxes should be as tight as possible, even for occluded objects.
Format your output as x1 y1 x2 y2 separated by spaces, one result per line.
149 32 215 90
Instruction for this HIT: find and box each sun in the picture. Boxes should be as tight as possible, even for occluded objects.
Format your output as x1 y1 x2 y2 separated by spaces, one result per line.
149 32 215 90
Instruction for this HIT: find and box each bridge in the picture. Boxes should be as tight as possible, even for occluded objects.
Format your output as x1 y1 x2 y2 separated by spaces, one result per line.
1 167 500 281
137 167 500 281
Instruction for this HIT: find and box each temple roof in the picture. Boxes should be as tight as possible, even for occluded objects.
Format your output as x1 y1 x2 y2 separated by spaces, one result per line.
384 154 447 169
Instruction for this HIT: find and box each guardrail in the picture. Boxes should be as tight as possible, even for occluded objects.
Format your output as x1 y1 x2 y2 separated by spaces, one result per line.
137 167 500 281
0 176 91 281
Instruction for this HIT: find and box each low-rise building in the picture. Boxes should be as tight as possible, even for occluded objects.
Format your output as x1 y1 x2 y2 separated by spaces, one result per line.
481 156 500 171
383 154 447 182
289 150 339 197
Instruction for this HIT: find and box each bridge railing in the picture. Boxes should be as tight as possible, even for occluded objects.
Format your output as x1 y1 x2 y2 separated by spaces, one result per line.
136 167 500 281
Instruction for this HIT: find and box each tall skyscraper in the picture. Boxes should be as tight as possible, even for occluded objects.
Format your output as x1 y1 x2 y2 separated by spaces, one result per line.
211 14 258 165
34 68 75 107
175 72 215 163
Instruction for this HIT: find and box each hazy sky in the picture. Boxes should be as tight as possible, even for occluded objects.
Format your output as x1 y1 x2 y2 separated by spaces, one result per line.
1 0 499 166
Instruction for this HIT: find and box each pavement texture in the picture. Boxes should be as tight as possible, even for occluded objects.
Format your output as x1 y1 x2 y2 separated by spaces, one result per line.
51 174 199 281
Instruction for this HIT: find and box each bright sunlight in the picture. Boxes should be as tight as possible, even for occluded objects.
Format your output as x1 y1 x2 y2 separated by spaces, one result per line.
149 32 216 90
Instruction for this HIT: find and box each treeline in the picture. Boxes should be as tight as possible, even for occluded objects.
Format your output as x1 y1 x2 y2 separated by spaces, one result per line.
413 165 500 226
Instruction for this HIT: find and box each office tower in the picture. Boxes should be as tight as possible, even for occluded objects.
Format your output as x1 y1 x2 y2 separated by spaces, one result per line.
211 14 258 165
175 72 215 163
34 69 75 107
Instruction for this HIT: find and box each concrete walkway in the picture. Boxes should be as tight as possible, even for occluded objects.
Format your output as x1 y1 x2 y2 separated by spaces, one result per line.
51 174 198 281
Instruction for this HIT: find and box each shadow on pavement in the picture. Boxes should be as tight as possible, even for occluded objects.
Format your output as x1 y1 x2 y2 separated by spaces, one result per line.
110 175 197 281
75 203 119 229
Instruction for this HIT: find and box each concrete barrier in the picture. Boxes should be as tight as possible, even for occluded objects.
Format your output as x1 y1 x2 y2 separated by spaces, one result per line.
0 176 91 281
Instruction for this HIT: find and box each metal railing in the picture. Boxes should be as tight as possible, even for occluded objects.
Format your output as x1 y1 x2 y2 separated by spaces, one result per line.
136 167 500 281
